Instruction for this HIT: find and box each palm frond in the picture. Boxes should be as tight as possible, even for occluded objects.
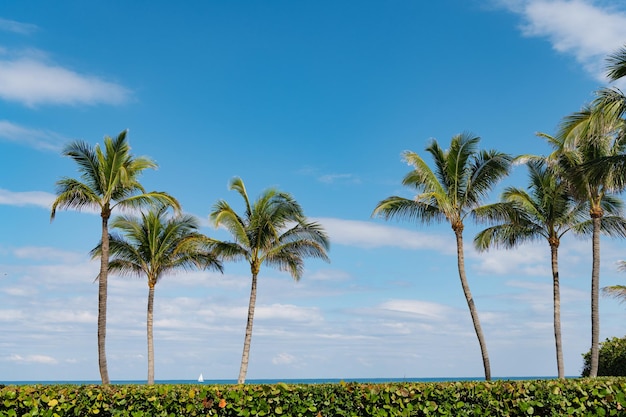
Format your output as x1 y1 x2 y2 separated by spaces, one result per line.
466 149 512 208
51 178 102 219
229 177 253 218
602 284 626 303
372 196 444 225
606 45 626 82
474 223 542 252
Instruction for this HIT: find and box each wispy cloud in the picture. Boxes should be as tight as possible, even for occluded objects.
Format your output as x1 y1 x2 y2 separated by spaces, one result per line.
499 0 626 83
0 188 54 209
0 17 38 35
0 56 131 107
272 352 297 365
315 217 452 252
12 246 84 264
0 120 67 151
318 173 361 185
7 354 58 365
379 299 454 321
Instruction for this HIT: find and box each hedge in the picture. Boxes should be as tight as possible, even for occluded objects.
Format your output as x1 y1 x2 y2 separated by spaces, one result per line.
1 378 625 416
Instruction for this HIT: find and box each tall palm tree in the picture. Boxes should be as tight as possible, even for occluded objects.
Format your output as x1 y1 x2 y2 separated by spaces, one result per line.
50 131 180 384
92 206 222 384
373 132 512 381
541 104 626 377
209 177 330 384
474 160 590 379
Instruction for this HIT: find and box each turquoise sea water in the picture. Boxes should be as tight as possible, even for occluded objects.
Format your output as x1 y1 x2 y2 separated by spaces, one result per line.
1 376 562 385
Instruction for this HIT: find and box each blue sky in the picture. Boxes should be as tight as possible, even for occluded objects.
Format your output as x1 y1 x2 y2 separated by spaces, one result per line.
2 0 626 382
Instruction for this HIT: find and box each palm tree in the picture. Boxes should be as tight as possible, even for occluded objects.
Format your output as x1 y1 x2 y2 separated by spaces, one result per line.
92 206 222 384
372 132 512 381
541 104 626 377
209 177 330 384
50 130 180 384
474 160 590 379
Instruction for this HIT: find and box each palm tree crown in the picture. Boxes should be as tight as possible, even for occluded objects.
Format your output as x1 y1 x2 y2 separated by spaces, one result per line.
50 130 179 384
373 133 511 231
373 132 512 380
210 177 330 384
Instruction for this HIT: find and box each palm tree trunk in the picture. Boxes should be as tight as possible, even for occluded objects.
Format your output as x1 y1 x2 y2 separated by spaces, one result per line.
455 228 491 380
147 284 155 385
590 216 601 377
98 212 110 385
238 272 258 384
550 243 564 379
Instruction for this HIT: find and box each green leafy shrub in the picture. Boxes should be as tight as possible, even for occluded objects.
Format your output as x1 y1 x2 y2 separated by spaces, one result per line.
582 336 626 377
1 379 626 416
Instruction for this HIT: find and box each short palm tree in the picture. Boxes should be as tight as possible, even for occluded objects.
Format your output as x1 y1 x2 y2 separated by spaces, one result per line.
92 206 222 384
539 102 626 377
373 132 512 380
474 160 590 379
50 131 180 384
209 177 330 384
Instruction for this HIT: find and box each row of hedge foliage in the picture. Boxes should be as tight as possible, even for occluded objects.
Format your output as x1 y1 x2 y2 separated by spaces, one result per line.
1 378 626 416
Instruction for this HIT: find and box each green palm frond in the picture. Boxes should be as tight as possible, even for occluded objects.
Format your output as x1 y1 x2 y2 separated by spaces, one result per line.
606 45 626 81
51 178 102 219
466 149 513 208
576 216 626 238
602 284 626 303
210 240 250 262
229 177 253 218
373 196 444 225
474 223 543 251
210 200 250 246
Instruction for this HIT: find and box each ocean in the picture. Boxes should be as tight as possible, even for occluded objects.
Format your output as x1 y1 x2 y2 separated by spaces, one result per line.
1 376 561 385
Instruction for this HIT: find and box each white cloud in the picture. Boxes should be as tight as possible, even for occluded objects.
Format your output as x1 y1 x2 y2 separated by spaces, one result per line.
0 188 54 208
13 246 84 263
378 299 453 321
0 18 38 35
0 57 131 107
472 242 550 276
318 173 361 184
8 354 58 365
272 352 296 365
0 309 25 321
502 0 626 83
255 304 323 322
0 120 66 151
306 269 352 281
315 217 452 252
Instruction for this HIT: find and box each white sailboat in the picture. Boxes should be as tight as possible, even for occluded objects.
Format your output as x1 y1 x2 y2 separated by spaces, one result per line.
197 373 204 383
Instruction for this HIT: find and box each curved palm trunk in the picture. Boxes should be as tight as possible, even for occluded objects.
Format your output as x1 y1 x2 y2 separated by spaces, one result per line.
455 228 491 380
147 284 155 385
98 212 110 385
590 216 601 377
550 243 564 379
238 272 258 384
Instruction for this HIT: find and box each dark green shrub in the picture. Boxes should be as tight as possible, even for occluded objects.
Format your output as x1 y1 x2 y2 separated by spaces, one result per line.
2 379 626 416
582 336 626 376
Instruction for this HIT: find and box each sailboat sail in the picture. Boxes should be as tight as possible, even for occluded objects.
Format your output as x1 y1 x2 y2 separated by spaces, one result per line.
198 373 204 383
